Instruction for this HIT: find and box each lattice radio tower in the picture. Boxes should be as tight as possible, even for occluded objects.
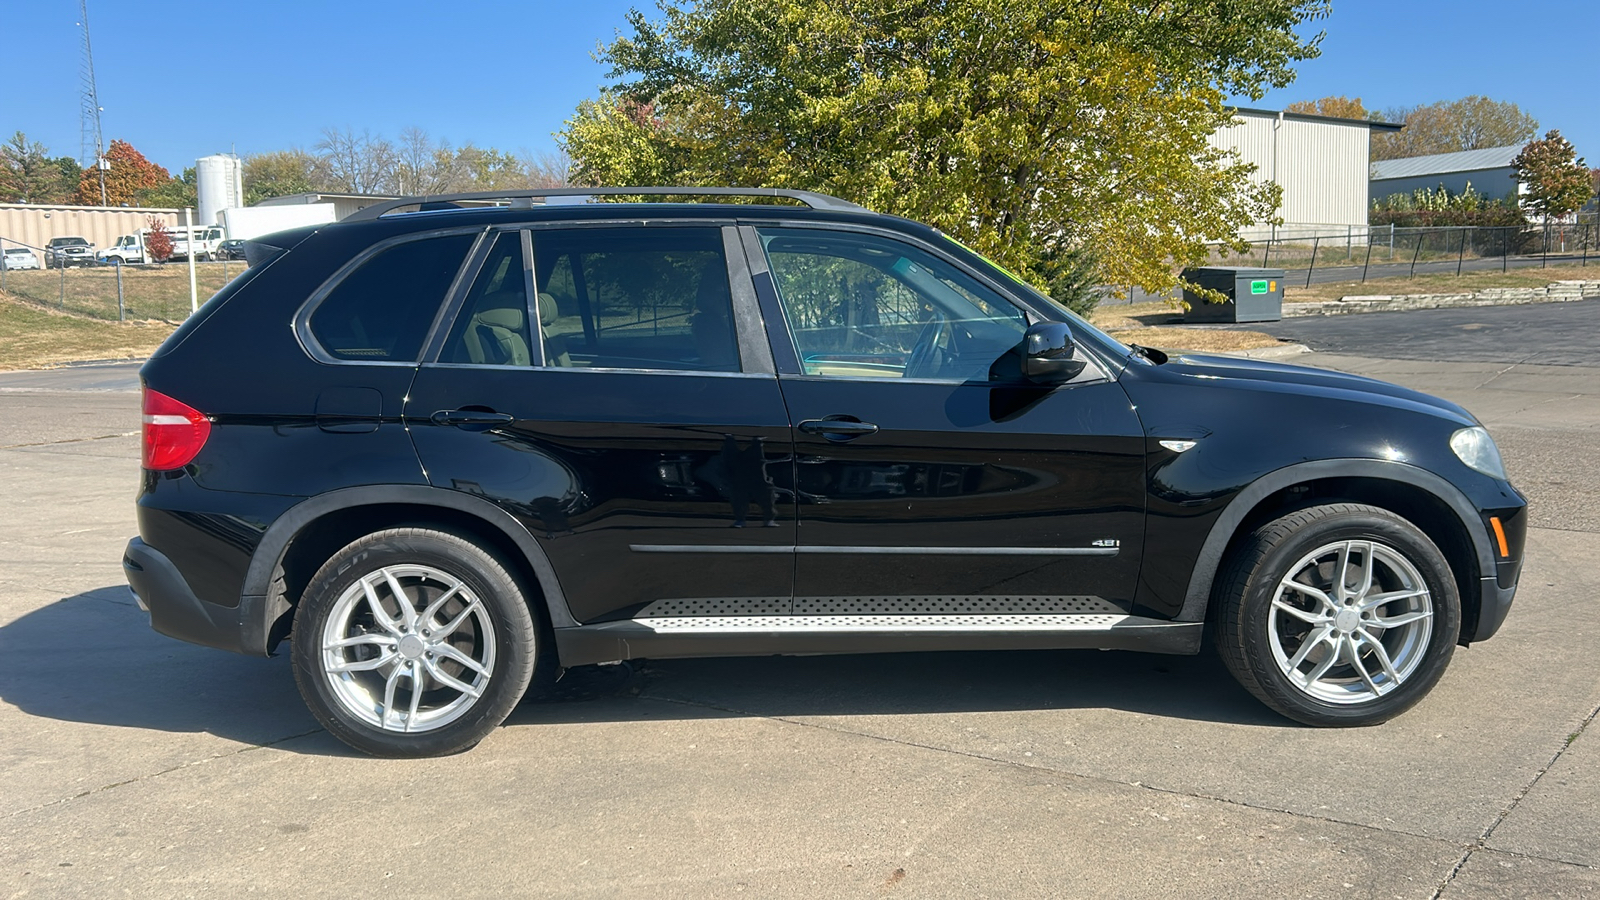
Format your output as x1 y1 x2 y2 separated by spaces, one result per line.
78 0 108 206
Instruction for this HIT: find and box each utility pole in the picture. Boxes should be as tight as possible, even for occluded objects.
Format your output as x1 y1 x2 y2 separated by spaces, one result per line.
79 0 108 206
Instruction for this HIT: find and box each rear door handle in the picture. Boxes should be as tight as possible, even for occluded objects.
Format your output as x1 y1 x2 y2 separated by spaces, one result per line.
798 417 879 439
430 409 515 427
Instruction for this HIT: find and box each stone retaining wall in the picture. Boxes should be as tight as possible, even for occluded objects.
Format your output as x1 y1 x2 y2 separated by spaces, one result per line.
1284 280 1600 317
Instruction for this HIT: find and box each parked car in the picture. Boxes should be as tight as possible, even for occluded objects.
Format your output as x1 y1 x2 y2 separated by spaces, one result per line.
44 236 95 268
215 238 247 261
97 234 146 265
2 246 41 270
125 188 1527 758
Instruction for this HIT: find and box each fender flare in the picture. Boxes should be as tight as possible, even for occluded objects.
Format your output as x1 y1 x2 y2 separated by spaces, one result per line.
1176 459 1494 623
239 485 577 653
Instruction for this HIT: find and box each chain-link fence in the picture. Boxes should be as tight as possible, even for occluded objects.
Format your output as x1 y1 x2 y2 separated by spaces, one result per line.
1223 221 1600 287
0 237 244 323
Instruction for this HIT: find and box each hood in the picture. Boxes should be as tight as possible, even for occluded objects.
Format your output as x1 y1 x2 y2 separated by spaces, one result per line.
1154 352 1477 425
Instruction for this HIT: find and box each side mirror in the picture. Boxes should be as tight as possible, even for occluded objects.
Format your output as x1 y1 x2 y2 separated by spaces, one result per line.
1020 322 1086 384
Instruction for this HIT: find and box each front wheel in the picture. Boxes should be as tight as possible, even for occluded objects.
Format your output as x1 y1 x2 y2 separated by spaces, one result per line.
1212 503 1461 727
291 528 539 757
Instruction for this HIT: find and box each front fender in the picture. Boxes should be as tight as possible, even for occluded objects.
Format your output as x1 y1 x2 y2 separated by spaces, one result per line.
1175 458 1496 623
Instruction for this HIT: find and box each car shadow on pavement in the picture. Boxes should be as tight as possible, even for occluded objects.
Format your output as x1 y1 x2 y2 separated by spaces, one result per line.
1 587 1285 758
511 645 1286 730
0 586 326 750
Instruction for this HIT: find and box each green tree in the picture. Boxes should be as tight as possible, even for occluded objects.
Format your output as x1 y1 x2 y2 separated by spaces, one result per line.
0 132 78 203
242 149 329 204
1373 96 1538 161
138 166 199 209
562 0 1324 299
1511 130 1591 221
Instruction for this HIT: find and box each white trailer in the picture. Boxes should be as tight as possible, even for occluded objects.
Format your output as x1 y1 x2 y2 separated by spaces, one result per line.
219 204 338 242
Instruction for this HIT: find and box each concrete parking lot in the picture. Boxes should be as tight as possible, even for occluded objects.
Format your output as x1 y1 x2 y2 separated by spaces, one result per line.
2 303 1598 897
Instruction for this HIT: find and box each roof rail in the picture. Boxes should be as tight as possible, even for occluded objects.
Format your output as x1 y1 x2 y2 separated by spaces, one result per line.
343 187 869 222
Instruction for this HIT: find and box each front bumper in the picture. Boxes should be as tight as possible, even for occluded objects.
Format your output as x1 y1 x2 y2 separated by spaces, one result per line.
123 537 271 656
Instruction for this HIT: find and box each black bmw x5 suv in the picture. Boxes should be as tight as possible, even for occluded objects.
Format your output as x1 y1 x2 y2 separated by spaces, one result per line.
124 188 1527 757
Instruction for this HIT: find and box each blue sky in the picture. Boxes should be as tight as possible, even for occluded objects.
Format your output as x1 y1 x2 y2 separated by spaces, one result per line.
7 1 1597 175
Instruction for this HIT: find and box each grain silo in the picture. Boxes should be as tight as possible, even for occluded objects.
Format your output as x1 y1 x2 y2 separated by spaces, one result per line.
196 154 244 226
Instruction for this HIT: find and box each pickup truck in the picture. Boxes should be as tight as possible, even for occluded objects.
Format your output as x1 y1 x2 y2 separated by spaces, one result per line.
168 225 224 261
96 234 146 265
44 236 96 268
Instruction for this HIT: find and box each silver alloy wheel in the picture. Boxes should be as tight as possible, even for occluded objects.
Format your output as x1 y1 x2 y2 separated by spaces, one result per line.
319 564 497 733
1268 539 1433 704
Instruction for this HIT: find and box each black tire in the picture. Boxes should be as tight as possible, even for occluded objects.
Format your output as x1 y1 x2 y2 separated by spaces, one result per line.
1211 503 1461 727
291 528 539 757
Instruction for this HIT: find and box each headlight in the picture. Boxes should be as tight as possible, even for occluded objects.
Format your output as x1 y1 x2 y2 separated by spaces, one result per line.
1450 426 1506 480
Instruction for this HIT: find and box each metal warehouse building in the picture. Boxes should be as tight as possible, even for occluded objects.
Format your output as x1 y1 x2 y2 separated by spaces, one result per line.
1369 146 1522 204
1209 108 1403 240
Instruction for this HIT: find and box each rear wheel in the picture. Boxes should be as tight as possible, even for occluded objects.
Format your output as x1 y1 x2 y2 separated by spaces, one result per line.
1212 503 1461 726
291 528 538 757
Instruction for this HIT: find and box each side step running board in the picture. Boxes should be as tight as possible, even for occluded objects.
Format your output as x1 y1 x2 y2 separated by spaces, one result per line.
554 614 1202 666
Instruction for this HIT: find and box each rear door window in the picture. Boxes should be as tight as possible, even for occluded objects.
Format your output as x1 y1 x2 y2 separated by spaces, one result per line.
443 232 534 366
308 232 476 361
532 227 739 372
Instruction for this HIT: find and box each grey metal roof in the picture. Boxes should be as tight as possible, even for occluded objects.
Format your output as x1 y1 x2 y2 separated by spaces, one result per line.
1230 106 1405 132
1370 146 1522 181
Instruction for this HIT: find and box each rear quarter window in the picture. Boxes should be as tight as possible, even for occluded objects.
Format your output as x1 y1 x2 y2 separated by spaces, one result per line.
307 232 477 362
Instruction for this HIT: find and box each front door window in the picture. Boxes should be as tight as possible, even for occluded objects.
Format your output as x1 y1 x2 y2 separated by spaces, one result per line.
760 229 1027 381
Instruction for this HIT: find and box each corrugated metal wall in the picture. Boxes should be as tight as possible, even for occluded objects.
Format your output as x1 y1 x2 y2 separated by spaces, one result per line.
1207 111 1374 240
1370 168 1520 204
0 204 183 253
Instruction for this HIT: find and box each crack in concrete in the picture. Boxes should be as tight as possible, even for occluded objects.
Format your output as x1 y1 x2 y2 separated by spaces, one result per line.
2 726 326 821
1427 700 1600 898
0 431 138 451
638 689 1596 876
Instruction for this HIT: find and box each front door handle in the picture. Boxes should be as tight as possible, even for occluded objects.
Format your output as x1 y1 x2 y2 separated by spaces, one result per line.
430 408 515 427
798 417 879 439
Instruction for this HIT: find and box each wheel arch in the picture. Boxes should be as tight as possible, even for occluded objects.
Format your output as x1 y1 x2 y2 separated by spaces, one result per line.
1179 459 1494 634
240 485 576 656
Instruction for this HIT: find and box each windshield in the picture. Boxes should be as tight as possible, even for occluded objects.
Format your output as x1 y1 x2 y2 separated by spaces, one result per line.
938 234 1132 361
53 238 88 247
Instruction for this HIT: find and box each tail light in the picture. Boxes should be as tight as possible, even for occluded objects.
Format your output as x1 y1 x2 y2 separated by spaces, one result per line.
142 388 212 470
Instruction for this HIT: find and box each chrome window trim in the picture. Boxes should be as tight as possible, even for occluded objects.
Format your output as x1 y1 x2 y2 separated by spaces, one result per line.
630 544 1119 556
295 225 490 367
419 362 775 379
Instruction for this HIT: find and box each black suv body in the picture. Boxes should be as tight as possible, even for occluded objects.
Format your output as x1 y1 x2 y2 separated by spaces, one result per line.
124 189 1526 756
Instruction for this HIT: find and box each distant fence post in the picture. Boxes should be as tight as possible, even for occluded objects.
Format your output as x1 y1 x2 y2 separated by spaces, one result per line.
1362 233 1374 283
1262 239 1271 268
1503 228 1509 273
1306 236 1319 288
59 264 66 309
1409 230 1424 278
1584 223 1591 268
1457 229 1467 277
116 263 125 321
0 237 7 292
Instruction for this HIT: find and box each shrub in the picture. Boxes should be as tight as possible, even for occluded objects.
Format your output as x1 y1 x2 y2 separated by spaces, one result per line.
145 218 173 263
